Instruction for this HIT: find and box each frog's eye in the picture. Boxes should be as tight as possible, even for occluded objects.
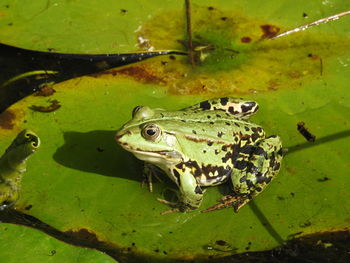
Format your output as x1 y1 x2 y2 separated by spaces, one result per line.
132 106 143 117
142 124 161 141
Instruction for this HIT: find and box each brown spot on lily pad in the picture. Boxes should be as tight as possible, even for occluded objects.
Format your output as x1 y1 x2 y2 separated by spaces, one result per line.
0 109 16 129
130 5 350 96
96 65 167 85
34 86 56 97
260 24 280 39
65 228 100 243
241 36 252 43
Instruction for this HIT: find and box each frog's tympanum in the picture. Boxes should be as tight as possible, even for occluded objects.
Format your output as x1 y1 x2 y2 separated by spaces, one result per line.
116 98 283 213
0 130 40 210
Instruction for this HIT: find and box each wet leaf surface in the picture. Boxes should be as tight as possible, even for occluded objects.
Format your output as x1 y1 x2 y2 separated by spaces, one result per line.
0 223 116 263
0 0 350 262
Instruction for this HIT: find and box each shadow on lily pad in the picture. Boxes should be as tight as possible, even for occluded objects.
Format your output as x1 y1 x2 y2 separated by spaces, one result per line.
53 130 141 182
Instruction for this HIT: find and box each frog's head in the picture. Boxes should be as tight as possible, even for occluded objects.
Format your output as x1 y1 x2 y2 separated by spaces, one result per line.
115 106 183 167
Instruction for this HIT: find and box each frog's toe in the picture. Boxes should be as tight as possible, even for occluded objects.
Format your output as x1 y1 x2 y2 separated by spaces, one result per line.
160 207 181 215
201 195 238 213
156 198 178 206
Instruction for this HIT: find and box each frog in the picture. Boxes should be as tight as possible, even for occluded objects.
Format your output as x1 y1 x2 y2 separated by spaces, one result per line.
115 97 283 213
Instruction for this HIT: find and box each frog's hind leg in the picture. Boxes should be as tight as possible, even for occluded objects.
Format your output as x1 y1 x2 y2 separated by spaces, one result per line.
182 97 259 119
230 135 283 211
202 136 282 213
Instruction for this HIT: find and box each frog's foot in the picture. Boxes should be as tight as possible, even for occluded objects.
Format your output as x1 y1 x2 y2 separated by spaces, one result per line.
156 198 197 215
156 198 181 215
201 195 249 213
142 164 163 192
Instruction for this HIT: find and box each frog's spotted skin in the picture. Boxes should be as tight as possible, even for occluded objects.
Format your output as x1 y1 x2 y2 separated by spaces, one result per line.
183 97 259 119
116 97 283 212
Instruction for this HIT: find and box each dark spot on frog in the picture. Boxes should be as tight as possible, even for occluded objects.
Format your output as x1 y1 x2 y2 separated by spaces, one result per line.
221 17 228 21
241 36 252 43
303 12 308 18
241 102 255 112
173 169 181 185
169 55 176 60
199 100 211 110
163 251 168 255
195 185 203 194
210 121 214 125
154 249 160 253
161 61 168 65
245 126 250 132
203 149 207 153
217 131 223 138
273 162 281 171
225 122 231 126
181 120 186 122
260 24 280 39
317 177 330 182
290 192 295 197
239 175 247 183
300 221 312 228
207 115 211 119
220 97 229 106
251 133 260 142
228 106 235 114
208 6 215 11
216 114 221 118
215 149 220 155
192 130 197 134
207 141 213 146
234 160 249 170
221 145 228 151
120 9 128 14
0 109 16 129
277 196 285 200
234 123 240 127
24 205 33 210
7 22 13 26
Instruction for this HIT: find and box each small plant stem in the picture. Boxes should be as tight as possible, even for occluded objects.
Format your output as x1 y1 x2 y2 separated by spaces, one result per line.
185 0 195 66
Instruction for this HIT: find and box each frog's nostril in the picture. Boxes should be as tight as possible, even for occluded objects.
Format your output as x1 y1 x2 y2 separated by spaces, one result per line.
115 130 132 141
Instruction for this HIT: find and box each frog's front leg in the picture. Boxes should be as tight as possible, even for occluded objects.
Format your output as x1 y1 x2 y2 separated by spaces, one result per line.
158 167 203 214
142 163 163 192
230 135 283 211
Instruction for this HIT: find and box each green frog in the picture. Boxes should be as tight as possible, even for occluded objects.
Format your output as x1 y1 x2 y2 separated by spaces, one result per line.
115 97 283 213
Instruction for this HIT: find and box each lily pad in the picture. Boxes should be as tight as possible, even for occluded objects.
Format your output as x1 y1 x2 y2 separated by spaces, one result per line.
0 223 116 263
0 52 350 262
0 0 350 262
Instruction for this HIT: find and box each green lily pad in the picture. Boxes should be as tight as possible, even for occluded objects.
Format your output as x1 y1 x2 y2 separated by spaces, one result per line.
0 223 116 263
0 0 350 262
0 52 349 262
